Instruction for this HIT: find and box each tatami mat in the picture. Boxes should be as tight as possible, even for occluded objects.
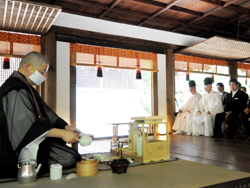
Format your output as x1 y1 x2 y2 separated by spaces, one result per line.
2 159 250 188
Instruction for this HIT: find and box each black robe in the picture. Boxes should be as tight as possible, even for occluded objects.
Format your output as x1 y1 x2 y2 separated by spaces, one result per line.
0 71 81 178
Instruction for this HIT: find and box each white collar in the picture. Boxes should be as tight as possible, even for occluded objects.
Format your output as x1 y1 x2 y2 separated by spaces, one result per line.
232 89 238 96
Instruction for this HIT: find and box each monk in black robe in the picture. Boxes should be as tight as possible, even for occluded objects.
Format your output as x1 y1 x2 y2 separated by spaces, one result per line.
0 52 82 178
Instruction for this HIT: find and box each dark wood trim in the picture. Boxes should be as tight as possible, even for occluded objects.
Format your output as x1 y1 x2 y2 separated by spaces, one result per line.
98 0 122 18
50 26 177 53
41 32 57 112
165 48 175 133
229 60 238 79
151 72 158 116
138 0 180 26
70 65 78 151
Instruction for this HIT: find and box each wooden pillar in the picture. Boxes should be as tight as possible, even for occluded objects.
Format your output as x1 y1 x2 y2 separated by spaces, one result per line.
151 72 158 116
41 32 57 112
229 60 238 79
165 48 175 133
70 65 78 151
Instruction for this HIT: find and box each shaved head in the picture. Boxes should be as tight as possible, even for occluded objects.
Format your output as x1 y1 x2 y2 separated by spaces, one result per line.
18 51 49 70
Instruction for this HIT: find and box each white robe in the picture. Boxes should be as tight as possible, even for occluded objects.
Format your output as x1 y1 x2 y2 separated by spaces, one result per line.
173 92 202 132
193 91 224 136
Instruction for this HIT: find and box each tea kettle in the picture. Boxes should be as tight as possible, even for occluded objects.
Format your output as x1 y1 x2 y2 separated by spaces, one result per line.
17 159 42 184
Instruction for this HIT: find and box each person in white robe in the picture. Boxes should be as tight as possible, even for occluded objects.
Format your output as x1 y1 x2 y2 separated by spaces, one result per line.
173 80 202 135
193 77 224 137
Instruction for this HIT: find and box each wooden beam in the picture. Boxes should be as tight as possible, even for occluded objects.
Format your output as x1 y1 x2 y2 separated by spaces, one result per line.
165 48 175 133
98 0 121 18
229 60 238 80
138 0 181 26
67 0 108 10
170 6 203 17
50 26 174 52
151 72 158 116
112 7 150 18
227 4 250 15
132 0 166 8
56 34 167 54
172 0 238 33
70 65 78 151
41 32 57 112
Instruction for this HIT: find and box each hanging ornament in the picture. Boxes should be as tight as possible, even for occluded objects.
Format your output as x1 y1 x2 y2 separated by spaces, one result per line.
211 74 214 83
96 47 103 77
97 63 103 77
3 57 10 69
136 66 142 79
186 72 189 81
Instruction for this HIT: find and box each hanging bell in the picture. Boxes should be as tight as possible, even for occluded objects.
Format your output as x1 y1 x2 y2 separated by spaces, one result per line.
136 67 142 79
3 57 10 69
97 63 103 77
211 75 214 83
186 72 189 81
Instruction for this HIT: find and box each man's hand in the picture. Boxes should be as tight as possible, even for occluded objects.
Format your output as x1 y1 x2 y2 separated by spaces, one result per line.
206 111 211 115
244 108 250 115
225 113 229 122
61 130 80 144
187 110 191 114
65 125 82 135
179 110 183 113
197 111 201 115
46 128 80 144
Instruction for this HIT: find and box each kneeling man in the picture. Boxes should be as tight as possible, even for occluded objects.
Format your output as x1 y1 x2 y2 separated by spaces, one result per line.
193 77 223 136
173 80 202 135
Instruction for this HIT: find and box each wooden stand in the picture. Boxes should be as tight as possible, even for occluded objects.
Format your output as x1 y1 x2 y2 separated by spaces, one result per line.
111 116 170 163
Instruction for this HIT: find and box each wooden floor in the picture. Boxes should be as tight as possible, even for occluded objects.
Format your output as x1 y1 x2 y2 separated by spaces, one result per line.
80 134 250 173
169 134 250 173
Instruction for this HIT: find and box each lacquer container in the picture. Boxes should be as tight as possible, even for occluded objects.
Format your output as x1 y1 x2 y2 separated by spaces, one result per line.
76 160 98 176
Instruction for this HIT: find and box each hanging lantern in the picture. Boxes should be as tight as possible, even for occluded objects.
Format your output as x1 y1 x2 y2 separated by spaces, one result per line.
97 63 103 77
136 67 142 79
186 72 189 81
211 74 214 82
3 57 10 69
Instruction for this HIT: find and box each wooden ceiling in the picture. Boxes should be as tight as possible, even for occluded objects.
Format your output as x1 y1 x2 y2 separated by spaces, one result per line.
30 0 250 42
0 0 61 35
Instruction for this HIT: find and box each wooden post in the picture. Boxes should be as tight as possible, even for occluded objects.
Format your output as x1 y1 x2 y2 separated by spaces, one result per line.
151 72 158 134
70 65 78 151
229 60 238 79
151 72 158 116
41 32 57 112
165 48 175 133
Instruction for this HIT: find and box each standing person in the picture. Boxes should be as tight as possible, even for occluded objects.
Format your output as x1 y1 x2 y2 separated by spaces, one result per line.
192 77 224 137
0 52 82 178
173 80 202 135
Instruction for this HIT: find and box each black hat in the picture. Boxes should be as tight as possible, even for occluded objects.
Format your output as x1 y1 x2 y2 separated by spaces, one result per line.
204 77 213 85
189 80 196 87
